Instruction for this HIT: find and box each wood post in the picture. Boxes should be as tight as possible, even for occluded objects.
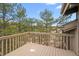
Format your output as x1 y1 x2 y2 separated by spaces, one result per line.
62 36 63 49
77 6 79 55
6 39 8 54
9 39 11 52
66 36 68 50
12 38 14 50
1 40 4 56
19 36 21 47
18 36 19 48
76 6 79 55
14 37 16 49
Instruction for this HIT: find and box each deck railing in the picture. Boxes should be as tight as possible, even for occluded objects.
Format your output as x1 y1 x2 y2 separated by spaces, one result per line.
27 32 74 50
0 32 74 56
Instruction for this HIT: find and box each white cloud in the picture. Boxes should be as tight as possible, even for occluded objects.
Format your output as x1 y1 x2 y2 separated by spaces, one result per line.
45 3 56 5
56 5 62 9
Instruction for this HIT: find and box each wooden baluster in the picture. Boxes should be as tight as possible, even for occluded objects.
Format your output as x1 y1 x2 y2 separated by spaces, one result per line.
20 36 21 47
20 35 22 46
46 34 47 45
54 34 56 47
25 34 26 44
18 36 20 47
12 38 14 51
34 34 36 43
24 34 27 44
14 37 17 49
45 34 46 45
9 38 11 52
40 34 41 44
6 39 8 54
38 34 39 44
44 34 45 45
62 36 63 49
65 36 67 50
19 36 20 46
43 35 45 45
17 36 19 48
68 36 70 50
59 35 61 48
69 36 72 50
19 36 21 47
21 35 22 46
15 36 18 49
1 40 4 56
34 34 35 43
58 35 60 48
46 34 49 46
66 36 68 50
41 34 42 44
17 36 18 48
63 35 66 49
32 34 33 43
22 34 24 45
65 36 66 50
36 34 37 43
48 34 49 46
41 34 43 44
69 36 71 50
33 34 34 43
49 34 51 46
14 37 16 49
24 34 25 44
63 36 65 49
39 34 40 44
0 41 1 55
25 34 26 43
31 33 32 43
43 34 44 45
21 35 23 45
22 35 24 45
23 35 25 45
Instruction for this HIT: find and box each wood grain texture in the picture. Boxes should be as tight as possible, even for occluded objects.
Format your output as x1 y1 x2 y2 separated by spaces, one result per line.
5 43 76 56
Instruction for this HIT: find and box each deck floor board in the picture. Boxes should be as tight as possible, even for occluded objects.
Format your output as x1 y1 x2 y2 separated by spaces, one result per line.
5 43 76 56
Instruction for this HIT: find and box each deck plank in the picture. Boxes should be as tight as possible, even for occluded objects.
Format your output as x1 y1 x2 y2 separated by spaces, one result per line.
5 43 76 56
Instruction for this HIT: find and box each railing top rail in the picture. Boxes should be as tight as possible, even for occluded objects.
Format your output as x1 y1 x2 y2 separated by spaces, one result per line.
0 32 28 40
0 32 74 40
50 33 74 37
27 32 74 36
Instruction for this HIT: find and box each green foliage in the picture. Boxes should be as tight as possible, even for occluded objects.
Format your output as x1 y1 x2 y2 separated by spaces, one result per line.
0 4 70 37
40 9 54 32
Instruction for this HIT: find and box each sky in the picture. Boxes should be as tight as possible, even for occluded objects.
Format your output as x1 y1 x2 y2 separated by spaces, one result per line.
22 3 62 19
22 3 76 22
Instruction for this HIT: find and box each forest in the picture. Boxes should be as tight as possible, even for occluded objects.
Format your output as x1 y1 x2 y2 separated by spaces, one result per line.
0 3 71 36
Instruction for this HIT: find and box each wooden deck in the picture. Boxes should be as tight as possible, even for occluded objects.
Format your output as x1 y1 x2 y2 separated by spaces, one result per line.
5 43 76 56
